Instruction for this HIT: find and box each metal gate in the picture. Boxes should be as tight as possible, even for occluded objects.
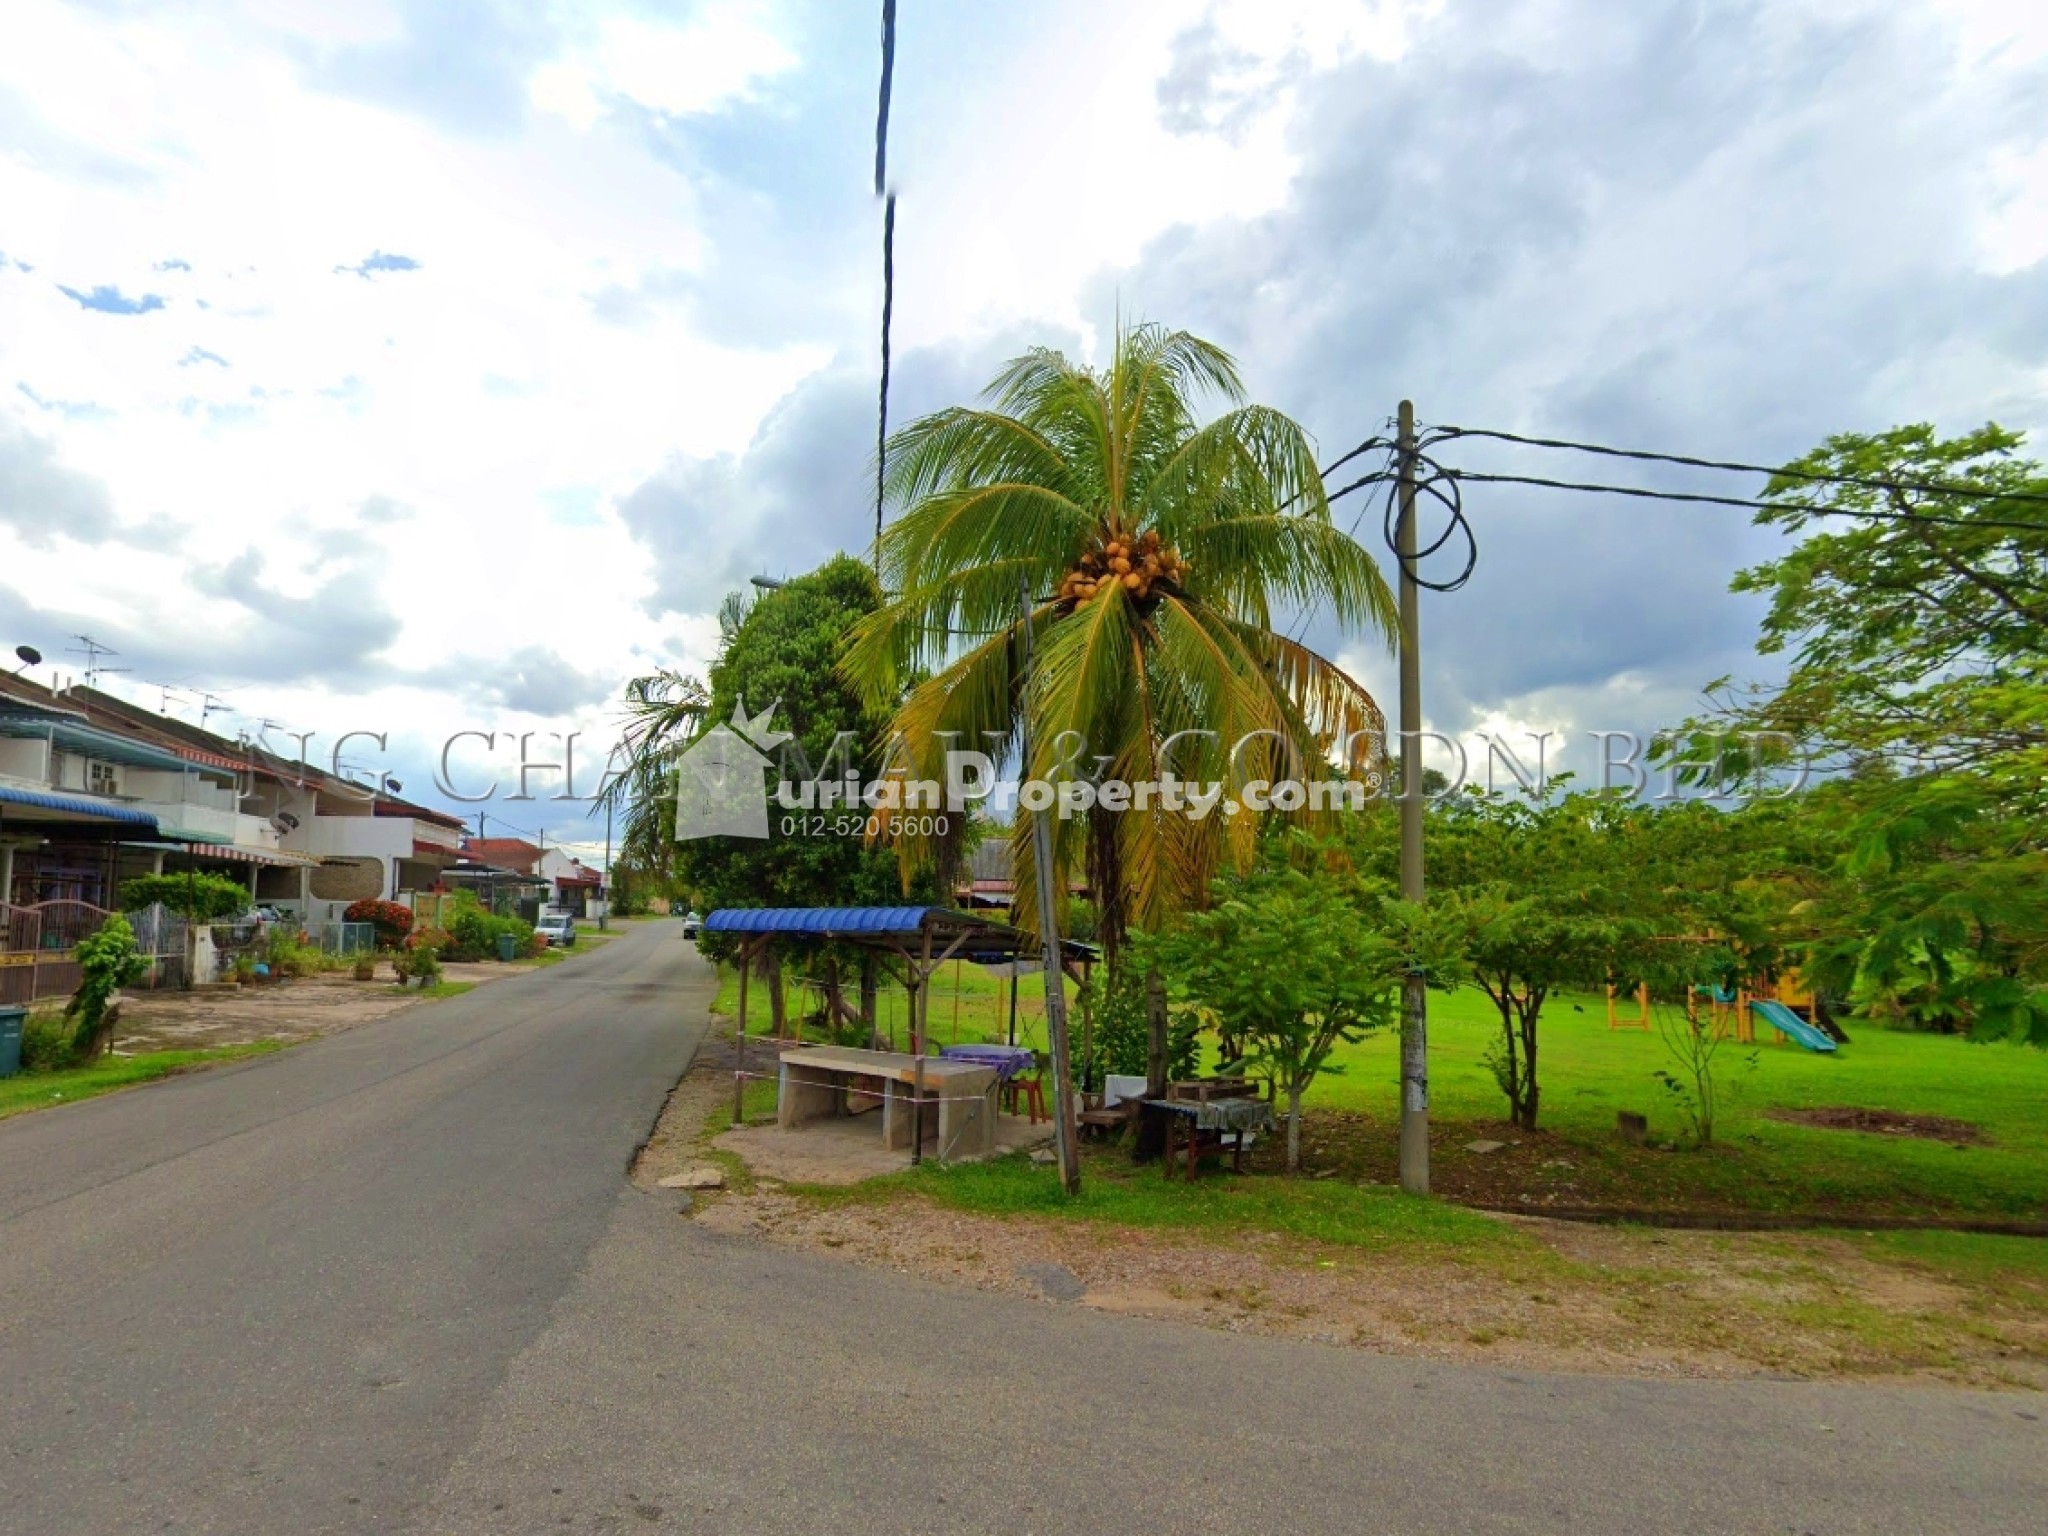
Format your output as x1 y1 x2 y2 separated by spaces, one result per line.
0 900 112 1006
128 902 191 990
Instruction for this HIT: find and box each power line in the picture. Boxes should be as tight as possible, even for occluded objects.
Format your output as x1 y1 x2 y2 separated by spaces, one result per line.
1289 429 1475 643
1433 424 2048 512
1441 468 2048 534
872 0 899 578
874 0 896 196
877 192 896 573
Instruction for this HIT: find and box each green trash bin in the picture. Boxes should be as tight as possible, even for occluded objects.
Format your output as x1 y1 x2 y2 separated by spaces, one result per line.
0 1004 25 1079
496 933 517 963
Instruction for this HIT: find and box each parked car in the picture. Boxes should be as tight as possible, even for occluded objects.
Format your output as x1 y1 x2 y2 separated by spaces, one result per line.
680 910 702 938
534 914 577 948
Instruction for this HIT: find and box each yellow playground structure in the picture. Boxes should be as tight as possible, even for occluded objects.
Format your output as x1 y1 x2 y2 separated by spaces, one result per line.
1606 968 1843 1053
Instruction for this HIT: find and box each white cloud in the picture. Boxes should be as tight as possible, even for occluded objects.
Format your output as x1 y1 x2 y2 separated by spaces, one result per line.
0 0 2041 840
530 2 796 129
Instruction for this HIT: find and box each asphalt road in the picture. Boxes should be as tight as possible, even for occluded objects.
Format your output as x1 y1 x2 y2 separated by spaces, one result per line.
2 921 2041 1534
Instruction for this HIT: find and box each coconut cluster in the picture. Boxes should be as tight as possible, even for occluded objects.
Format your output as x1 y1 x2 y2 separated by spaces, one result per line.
1056 529 1189 609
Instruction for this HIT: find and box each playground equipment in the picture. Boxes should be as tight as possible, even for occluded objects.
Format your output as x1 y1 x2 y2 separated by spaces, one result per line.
1751 997 1838 1053
1682 969 1845 1053
1688 982 1755 1043
1606 981 1652 1032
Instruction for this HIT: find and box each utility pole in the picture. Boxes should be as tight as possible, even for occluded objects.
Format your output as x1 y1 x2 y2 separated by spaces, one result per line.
1018 574 1081 1194
599 797 613 932
1396 399 1431 1197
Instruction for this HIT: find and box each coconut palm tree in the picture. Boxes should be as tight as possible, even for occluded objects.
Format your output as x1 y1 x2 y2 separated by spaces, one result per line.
843 323 1395 962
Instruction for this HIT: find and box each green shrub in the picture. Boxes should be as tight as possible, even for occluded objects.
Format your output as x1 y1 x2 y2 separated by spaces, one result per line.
66 913 148 1062
263 924 325 978
442 892 539 960
20 1011 80 1072
120 871 249 921
344 898 415 947
1081 967 1199 1086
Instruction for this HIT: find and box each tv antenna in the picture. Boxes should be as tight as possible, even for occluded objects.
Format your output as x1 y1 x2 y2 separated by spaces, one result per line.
150 682 191 714
198 692 233 729
66 634 130 689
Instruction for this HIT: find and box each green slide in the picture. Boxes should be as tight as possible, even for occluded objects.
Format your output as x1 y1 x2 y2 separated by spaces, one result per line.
1751 999 1839 1053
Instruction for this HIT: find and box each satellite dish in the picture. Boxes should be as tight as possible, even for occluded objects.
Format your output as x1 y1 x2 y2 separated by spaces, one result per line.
383 777 404 794
12 644 40 671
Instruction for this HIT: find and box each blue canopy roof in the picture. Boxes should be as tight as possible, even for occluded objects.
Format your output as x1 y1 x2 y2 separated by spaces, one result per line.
703 906 983 938
701 905 1098 962
0 784 159 827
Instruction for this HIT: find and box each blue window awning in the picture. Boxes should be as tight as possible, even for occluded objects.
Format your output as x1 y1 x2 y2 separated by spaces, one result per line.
0 784 159 827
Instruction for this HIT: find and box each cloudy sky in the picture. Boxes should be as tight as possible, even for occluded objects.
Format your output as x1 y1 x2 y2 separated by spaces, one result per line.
2 0 2044 848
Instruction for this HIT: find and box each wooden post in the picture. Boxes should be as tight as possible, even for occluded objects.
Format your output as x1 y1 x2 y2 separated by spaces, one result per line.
767 948 786 1040
860 953 878 1044
734 940 752 1128
912 925 931 1054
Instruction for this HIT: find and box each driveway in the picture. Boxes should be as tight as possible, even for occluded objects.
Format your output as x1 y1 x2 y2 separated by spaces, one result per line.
1 921 2039 1534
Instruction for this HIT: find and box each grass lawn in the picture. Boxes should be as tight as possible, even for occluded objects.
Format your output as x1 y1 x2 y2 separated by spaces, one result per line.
709 958 2048 1225
1293 987 2048 1223
710 955 1077 1051
851 1143 1521 1254
0 1042 284 1122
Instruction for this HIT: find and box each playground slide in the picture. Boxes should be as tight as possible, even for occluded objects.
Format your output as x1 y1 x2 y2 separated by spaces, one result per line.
1751 999 1839 1054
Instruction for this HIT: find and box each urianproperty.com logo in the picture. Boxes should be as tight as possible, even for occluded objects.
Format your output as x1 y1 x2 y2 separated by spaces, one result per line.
672 701 1810 841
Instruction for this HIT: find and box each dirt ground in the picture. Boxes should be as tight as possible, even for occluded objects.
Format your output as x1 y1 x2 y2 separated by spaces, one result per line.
636 1060 2048 1390
109 960 512 1053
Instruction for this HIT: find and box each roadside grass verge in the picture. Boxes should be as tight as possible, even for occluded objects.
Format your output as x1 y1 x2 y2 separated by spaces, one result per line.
386 980 479 1000
813 1145 1538 1264
1851 1229 2048 1304
0 1042 284 1122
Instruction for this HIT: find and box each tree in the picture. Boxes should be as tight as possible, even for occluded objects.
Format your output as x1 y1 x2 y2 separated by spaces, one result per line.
609 556 949 1037
1153 844 1404 1171
842 323 1395 974
1665 424 2048 1044
596 668 711 877
1424 792 1659 1131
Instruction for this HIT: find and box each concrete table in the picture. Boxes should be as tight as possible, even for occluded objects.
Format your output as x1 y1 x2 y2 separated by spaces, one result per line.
776 1045 998 1160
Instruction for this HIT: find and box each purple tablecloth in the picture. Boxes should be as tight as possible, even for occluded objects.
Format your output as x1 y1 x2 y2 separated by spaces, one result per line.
939 1044 1036 1081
